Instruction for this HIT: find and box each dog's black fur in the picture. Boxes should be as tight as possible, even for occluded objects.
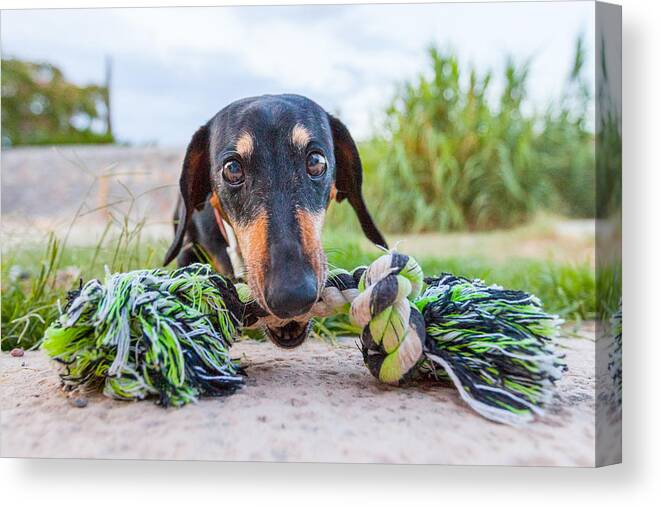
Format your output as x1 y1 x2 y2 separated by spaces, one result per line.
165 94 386 347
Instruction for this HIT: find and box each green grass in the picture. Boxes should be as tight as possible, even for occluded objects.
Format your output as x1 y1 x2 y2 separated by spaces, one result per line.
322 230 595 327
1 221 596 352
1 216 169 351
317 252 595 339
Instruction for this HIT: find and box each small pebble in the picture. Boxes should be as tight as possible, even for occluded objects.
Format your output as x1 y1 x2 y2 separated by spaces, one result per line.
70 397 88 408
10 348 24 357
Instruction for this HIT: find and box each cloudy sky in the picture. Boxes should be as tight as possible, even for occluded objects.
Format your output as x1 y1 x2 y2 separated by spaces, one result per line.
1 1 594 145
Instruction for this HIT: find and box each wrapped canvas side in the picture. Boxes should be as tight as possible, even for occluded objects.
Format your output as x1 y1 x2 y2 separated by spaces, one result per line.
595 0 622 467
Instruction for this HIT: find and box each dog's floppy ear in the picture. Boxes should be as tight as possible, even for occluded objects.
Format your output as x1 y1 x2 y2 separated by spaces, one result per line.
163 125 211 265
328 114 387 248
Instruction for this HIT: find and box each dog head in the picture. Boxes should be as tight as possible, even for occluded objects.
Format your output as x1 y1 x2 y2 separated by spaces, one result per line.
164 94 386 347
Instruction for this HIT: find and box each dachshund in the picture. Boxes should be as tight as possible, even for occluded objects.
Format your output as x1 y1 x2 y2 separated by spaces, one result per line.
164 94 386 348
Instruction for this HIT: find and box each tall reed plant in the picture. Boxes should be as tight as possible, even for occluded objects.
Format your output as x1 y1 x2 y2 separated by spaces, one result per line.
327 39 595 234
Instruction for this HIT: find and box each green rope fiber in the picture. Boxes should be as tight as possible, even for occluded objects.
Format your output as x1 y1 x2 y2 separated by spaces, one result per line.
43 264 244 406
417 273 565 424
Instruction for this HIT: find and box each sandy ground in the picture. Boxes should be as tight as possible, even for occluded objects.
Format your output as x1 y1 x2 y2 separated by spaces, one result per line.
1 327 597 465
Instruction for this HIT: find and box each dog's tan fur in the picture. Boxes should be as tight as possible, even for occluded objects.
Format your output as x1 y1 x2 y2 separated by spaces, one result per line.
234 211 269 308
235 131 254 159
296 208 327 300
291 123 312 149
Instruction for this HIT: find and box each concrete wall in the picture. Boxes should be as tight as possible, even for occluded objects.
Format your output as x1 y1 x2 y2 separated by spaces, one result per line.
1 145 184 223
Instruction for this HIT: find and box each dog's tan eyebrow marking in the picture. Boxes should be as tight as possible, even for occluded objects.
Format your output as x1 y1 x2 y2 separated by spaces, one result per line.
291 123 312 149
235 131 254 159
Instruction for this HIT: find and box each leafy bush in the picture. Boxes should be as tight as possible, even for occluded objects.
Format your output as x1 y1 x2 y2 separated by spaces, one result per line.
1 58 114 146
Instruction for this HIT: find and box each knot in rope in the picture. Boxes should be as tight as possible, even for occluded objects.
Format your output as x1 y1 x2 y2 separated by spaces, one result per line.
349 252 427 384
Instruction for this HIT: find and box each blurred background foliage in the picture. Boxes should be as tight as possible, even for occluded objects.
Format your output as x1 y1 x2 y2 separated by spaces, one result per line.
595 36 622 221
2 40 599 234
327 38 596 234
1 58 114 147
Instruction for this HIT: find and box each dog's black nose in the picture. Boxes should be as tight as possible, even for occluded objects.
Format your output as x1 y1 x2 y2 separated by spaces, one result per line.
265 270 318 319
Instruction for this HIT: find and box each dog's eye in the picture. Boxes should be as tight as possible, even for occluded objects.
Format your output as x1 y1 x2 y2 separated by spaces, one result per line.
306 152 327 178
222 160 245 186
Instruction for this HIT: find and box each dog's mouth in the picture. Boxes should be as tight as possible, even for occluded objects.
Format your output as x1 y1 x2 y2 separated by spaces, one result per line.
265 320 311 349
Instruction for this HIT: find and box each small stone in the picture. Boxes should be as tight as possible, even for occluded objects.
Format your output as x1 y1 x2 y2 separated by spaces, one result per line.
10 348 24 357
70 397 88 408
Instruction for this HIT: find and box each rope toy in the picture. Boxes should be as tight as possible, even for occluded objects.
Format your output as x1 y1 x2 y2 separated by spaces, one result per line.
43 252 565 424
321 253 565 424
43 265 244 406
